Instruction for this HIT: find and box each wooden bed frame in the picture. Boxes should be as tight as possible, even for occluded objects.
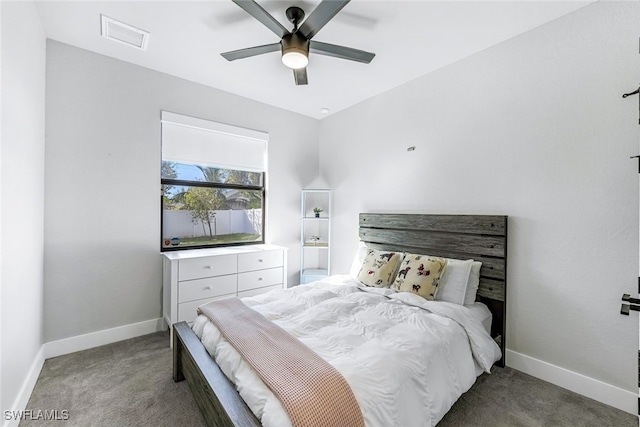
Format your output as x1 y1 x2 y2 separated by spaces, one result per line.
173 213 508 427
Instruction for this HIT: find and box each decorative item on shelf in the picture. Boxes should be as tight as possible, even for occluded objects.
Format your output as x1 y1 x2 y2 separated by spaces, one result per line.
313 207 323 218
310 235 320 245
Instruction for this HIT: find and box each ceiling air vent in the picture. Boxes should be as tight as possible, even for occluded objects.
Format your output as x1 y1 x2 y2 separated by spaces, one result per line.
100 15 149 51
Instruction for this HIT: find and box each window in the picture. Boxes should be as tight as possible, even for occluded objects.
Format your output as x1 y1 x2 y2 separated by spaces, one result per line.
161 112 267 251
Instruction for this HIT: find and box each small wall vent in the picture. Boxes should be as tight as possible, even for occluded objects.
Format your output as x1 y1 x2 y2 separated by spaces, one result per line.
101 15 149 51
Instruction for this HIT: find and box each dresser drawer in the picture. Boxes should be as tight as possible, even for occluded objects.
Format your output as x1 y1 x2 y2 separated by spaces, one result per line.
238 284 282 299
178 295 233 323
238 267 283 292
179 254 237 281
237 250 283 273
164 245 288 347
178 274 237 303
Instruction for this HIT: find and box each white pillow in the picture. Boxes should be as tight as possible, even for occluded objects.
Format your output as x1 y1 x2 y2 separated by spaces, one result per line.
463 261 482 305
348 241 368 277
436 258 473 305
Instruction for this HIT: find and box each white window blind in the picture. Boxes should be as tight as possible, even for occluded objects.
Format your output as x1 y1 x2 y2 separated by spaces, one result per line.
161 111 268 172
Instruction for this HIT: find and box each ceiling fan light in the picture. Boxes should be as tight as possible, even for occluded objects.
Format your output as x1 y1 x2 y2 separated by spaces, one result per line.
282 49 308 69
281 32 309 69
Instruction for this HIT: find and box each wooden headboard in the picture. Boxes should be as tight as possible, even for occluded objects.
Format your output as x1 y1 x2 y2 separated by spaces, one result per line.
359 213 507 367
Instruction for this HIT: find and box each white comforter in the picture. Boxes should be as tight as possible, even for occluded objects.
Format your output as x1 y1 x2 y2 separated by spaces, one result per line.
192 275 501 427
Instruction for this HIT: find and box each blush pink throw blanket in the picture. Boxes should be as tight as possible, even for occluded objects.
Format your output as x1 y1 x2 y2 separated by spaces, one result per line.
198 297 364 427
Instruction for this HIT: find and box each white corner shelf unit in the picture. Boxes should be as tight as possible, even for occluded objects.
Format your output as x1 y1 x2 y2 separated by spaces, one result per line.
300 189 331 284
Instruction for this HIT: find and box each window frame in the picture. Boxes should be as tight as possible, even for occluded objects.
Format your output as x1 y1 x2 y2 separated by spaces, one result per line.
160 172 266 252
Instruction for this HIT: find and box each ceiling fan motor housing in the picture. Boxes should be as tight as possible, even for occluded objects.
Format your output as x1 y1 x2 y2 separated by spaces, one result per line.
281 32 309 56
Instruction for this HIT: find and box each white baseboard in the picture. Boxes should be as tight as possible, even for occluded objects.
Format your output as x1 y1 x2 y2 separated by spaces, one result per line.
2 347 45 427
3 318 167 427
506 349 637 416
44 317 167 359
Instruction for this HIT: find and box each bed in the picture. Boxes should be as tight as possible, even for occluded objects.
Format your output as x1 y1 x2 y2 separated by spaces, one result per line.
173 213 508 427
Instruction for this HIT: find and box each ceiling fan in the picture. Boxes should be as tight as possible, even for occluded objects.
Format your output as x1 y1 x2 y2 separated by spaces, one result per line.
221 0 375 85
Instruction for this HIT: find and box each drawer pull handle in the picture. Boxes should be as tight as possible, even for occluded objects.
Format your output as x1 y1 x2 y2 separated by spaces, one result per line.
204 265 212 269
258 259 264 262
204 286 212 290
258 277 263 281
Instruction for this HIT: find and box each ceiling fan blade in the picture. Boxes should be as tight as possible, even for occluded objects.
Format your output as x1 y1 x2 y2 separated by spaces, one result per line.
309 40 375 63
232 0 289 38
298 0 350 39
221 43 281 61
293 67 308 85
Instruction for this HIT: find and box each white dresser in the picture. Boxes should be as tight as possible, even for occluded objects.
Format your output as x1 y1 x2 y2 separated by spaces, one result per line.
163 244 288 332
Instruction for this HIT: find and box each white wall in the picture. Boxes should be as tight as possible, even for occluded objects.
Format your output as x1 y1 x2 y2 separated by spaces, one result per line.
44 40 319 342
319 0 638 411
1 0 46 419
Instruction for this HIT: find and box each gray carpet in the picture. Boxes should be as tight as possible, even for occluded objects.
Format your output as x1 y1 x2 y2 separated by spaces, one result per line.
21 331 637 426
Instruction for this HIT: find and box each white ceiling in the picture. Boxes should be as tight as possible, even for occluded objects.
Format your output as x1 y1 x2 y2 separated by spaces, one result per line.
35 0 593 119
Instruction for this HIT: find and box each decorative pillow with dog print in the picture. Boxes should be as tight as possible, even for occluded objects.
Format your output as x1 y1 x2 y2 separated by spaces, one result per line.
392 253 448 300
356 249 403 288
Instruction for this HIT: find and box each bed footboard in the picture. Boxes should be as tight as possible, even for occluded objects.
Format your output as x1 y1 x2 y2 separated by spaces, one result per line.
173 321 261 427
